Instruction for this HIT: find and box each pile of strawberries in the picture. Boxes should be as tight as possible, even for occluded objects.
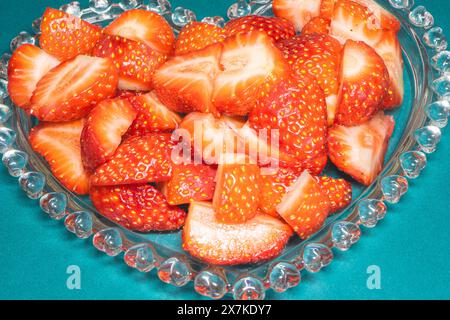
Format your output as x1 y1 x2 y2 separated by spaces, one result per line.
7 0 403 265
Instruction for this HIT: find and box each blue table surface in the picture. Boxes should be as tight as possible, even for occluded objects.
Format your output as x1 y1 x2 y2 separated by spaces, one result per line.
0 0 449 300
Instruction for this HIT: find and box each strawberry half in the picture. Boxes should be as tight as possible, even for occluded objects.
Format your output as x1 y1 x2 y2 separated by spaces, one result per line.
320 0 336 18
165 163 217 205
272 0 322 32
81 98 137 172
104 9 175 55
29 55 118 122
90 184 186 232
212 31 288 115
316 175 352 213
301 16 331 34
7 44 59 108
91 133 175 186
335 40 389 125
39 8 102 61
175 21 226 55
93 34 167 91
153 43 222 115
328 111 394 185
183 201 293 265
212 154 261 224
29 119 90 194
277 170 330 239
224 15 296 42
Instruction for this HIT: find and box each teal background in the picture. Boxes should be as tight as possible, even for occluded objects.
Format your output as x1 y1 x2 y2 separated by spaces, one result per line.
0 0 449 300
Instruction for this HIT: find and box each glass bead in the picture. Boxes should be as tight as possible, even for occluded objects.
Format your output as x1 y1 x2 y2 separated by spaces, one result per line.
0 103 12 123
89 0 112 14
408 6 434 29
414 125 441 153
119 0 143 10
2 149 28 177
399 151 427 179
425 101 450 128
431 75 450 98
358 199 387 228
227 0 251 20
10 31 35 52
269 262 301 292
389 0 414 10
124 243 156 272
201 16 226 28
381 175 408 204
31 17 42 34
60 1 82 17
432 51 450 74
302 243 333 273
0 79 8 99
146 0 171 15
424 27 448 51
331 221 361 251
171 7 196 27
39 192 68 220
65 211 93 239
93 228 123 256
0 127 16 153
158 257 191 287
194 270 228 299
232 276 265 300
18 171 45 199
0 53 11 80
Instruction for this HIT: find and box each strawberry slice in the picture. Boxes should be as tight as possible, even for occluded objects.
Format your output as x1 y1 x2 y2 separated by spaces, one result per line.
165 163 217 205
302 152 328 175
301 16 331 34
276 34 342 125
316 176 352 213
320 0 336 18
104 9 175 55
90 184 186 232
153 43 222 115
91 133 175 186
328 111 394 185
277 171 330 239
183 201 293 265
29 55 118 122
212 31 288 115
81 98 137 172
7 44 59 108
224 15 296 42
29 119 90 195
39 8 102 61
335 40 389 125
175 21 226 55
272 0 322 32
92 34 167 91
125 91 181 137
212 154 260 224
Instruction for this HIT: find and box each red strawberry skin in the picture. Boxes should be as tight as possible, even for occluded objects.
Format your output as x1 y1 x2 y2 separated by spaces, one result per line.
301 16 331 34
91 133 175 186
90 184 186 232
39 8 102 61
316 176 352 213
272 0 322 32
175 21 226 55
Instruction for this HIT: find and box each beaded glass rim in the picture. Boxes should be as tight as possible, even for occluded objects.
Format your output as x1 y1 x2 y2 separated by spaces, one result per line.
0 0 448 300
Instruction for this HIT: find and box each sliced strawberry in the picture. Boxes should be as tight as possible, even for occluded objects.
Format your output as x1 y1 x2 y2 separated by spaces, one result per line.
224 15 295 42
175 21 226 55
335 40 389 125
320 0 336 18
276 34 342 124
91 133 174 186
302 152 328 175
29 119 89 194
250 75 327 166
277 171 330 238
29 55 118 121
316 175 352 213
183 201 293 265
328 111 394 185
212 154 260 224
81 98 137 172
116 90 140 100
165 163 216 205
90 184 186 232
104 9 175 55
353 0 400 31
39 8 102 61
213 31 288 115
153 43 222 115
301 16 331 34
272 0 322 32
7 44 59 108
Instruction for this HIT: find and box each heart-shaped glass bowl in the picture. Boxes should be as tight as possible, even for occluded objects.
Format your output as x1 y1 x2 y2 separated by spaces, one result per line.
0 0 448 300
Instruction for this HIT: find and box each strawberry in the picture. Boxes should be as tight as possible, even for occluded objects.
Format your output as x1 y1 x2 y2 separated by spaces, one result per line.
116 90 141 100
92 34 167 91
39 8 102 61
104 9 175 55
125 91 181 137
29 119 90 195
90 184 186 232
316 175 352 213
213 31 288 115
7 44 59 109
213 154 260 224
302 152 328 175
91 133 175 186
182 201 293 265
277 171 330 238
175 21 226 55
301 16 331 34
276 34 342 124
224 15 295 42
328 111 394 185
29 55 118 121
153 43 222 115
249 75 327 167
335 40 389 125
320 0 336 18
272 0 322 32
81 98 137 172
165 163 216 205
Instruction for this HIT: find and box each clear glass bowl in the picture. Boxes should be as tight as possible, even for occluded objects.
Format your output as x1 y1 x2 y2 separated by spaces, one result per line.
0 0 448 300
